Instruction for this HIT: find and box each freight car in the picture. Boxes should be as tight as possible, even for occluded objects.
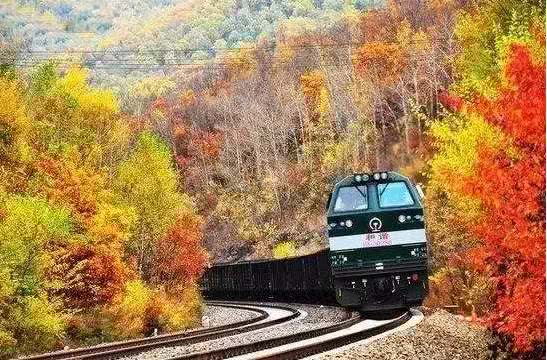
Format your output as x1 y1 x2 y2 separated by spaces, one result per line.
201 171 429 312
201 249 335 304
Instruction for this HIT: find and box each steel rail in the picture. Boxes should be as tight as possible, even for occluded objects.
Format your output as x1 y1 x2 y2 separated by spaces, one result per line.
168 309 361 360
21 303 298 360
253 310 412 360
168 310 411 360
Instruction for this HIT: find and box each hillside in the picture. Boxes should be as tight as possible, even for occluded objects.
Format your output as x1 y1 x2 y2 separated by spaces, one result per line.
1 0 381 96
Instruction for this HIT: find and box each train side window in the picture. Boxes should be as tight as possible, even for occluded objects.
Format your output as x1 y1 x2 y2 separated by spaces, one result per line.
333 185 368 212
377 181 414 208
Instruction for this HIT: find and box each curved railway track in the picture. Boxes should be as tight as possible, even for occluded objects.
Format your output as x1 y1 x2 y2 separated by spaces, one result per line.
167 307 413 360
21 303 299 360
22 302 417 360
237 310 414 360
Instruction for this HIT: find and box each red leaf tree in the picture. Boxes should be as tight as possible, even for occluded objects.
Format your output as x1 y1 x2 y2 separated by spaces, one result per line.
152 214 208 289
462 44 545 352
48 244 128 309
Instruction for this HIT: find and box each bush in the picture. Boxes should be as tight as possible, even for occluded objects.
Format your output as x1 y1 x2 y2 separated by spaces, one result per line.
425 265 493 316
107 280 203 338
108 280 151 339
272 241 297 259
156 285 202 333
0 296 66 358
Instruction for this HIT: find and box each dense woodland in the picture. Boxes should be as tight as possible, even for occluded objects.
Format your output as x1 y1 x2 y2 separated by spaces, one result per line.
0 0 545 358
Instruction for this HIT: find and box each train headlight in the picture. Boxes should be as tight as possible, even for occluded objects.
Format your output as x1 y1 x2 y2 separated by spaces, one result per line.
362 174 369 181
414 214 423 221
345 219 353 228
380 172 388 180
398 214 406 223
354 174 362 182
373 172 381 181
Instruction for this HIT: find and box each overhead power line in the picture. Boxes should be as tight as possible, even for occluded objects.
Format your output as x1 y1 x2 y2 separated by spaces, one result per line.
2 37 449 56
0 38 452 71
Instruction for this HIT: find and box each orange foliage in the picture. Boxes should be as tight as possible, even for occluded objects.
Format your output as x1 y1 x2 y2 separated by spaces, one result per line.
152 214 208 287
195 131 222 159
300 70 325 103
151 97 169 112
180 90 197 108
36 157 103 226
173 124 189 140
143 292 167 335
226 49 257 79
300 70 328 124
455 45 545 352
48 244 128 309
173 125 222 170
354 42 407 85
360 8 398 42
427 0 461 24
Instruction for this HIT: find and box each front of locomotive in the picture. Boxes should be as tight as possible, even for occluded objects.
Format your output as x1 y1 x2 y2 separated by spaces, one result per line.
326 171 429 311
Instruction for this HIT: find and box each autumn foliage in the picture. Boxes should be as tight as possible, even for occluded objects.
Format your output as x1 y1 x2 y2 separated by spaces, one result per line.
36 156 103 226
0 0 545 357
0 66 207 358
461 45 545 352
421 0 546 354
354 42 407 85
48 244 128 309
153 214 208 287
430 40 546 354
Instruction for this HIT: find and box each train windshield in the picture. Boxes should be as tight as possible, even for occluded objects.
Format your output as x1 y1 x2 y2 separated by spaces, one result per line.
377 182 414 208
333 185 368 212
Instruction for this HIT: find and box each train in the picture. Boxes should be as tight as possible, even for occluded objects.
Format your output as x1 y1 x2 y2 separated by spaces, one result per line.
200 171 429 311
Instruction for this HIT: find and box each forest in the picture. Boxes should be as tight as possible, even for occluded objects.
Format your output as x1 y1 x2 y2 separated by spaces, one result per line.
0 0 545 358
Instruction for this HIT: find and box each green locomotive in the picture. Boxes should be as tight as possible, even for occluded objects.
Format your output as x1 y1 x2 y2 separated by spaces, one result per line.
326 171 428 311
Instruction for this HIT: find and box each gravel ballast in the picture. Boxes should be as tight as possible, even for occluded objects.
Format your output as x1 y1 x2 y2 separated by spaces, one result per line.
201 304 259 327
319 309 491 360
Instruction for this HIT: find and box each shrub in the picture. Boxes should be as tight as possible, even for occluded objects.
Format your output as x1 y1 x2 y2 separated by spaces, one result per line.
108 280 151 339
272 241 297 259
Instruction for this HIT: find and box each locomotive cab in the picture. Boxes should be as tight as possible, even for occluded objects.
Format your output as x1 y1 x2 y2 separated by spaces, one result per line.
326 171 429 311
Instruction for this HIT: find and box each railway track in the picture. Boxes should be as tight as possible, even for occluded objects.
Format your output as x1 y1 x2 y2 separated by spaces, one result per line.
238 310 415 360
22 302 417 360
166 307 413 360
21 303 299 360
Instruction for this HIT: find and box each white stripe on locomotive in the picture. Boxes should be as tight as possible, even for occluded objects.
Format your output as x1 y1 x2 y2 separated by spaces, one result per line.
328 228 427 251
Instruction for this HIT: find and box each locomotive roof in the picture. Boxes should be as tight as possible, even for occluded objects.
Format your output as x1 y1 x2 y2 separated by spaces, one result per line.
333 171 410 188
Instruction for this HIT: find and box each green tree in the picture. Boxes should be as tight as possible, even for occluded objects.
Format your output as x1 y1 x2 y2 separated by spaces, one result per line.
0 194 72 357
29 66 130 168
115 132 194 281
